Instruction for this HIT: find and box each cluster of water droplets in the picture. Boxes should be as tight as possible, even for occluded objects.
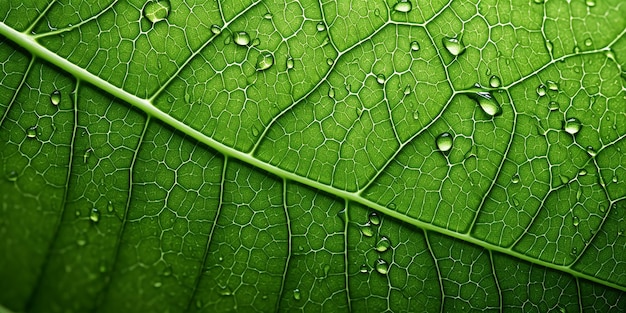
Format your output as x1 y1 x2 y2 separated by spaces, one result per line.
359 212 392 275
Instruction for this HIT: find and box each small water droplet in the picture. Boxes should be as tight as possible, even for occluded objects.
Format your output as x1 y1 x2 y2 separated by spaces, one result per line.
468 91 501 117
263 12 273 19
211 24 221 35
233 31 250 46
376 74 385 84
107 201 114 213
571 247 578 255
326 58 334 66
511 174 520 184
361 222 374 237
360 264 368 273
403 85 411 95
388 203 396 209
26 126 37 138
410 41 420 51
576 188 582 202
328 88 335 98
374 8 381 16
375 236 391 252
600 205 606 213
6 171 18 182
560 175 570 185
533 0 544 3
584 38 593 47
489 75 501 88
196 300 203 309
578 169 587 176
220 287 232 296
286 57 294 69
548 101 559 111
375 259 389 275
251 126 259 137
436 132 453 152
573 216 580 227
606 49 616 61
612 175 619 183
50 90 61 106
143 0 170 24
536 84 546 97
563 117 581 135
586 146 597 157
512 196 520 207
89 208 100 223
162 265 172 276
586 0 595 7
224 36 231 45
442 36 466 57
75 209 81 217
293 289 301 300
251 38 260 47
369 212 381 225
393 0 412 13
412 110 419 120
256 52 274 71
153 281 163 288
573 46 581 54
316 22 325 32
546 80 559 91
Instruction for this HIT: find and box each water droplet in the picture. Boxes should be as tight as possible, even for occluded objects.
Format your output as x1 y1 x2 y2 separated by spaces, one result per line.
75 209 81 217
489 75 501 88
563 117 581 135
286 57 294 70
224 36 231 45
263 12 273 19
293 289 301 300
393 0 412 13
545 40 553 56
316 22 325 32
233 31 250 46
251 38 260 47
374 8 380 16
586 0 595 7
376 74 385 84
326 58 334 66
375 259 389 274
511 174 520 184
533 0 544 3
612 175 619 183
576 188 582 201
153 281 163 288
50 90 61 106
403 85 411 95
412 110 419 120
606 49 616 61
210 24 221 34
468 91 501 117
573 46 581 54
571 247 578 255
369 212 381 225
573 216 580 227
251 126 259 137
586 146 597 157
89 208 101 223
578 169 587 176
6 171 18 182
76 233 87 246
536 84 546 97
26 126 37 138
600 205 606 213
436 132 453 152
442 36 466 57
560 174 570 185
548 101 559 111
584 38 593 47
360 264 368 273
107 201 114 213
375 236 391 252
388 203 396 209
256 52 274 71
328 88 335 98
361 222 374 237
546 80 559 91
410 41 420 51
196 300 203 309
143 0 170 24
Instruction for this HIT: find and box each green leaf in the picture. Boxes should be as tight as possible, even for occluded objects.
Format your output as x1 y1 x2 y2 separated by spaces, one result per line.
1 0 625 312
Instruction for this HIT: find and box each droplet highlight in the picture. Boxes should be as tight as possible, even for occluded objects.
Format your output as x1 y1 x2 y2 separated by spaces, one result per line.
210 25 221 35
410 41 420 51
563 118 581 135
536 84 546 97
233 31 250 46
369 212 381 225
442 36 466 57
468 91 501 117
436 132 453 152
293 289 301 300
143 0 170 24
286 57 294 70
50 90 61 106
393 0 412 13
375 259 389 275
89 208 101 223
376 74 385 85
26 126 37 139
489 75 501 88
375 236 391 252
316 22 326 32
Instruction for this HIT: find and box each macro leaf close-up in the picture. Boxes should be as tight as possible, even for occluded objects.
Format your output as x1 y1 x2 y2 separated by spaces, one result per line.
1 0 625 312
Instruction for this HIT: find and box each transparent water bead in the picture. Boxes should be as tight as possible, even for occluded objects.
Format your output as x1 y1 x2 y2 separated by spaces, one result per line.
143 0 170 24
293 289 301 300
286 57 294 69
410 41 420 51
489 75 501 88
436 132 453 152
316 22 326 32
393 0 412 13
210 25 221 35
563 118 581 135
442 36 466 56
256 52 274 71
233 31 250 46
375 259 389 274
369 212 381 225
468 91 501 117
536 84 546 97
375 236 391 252
50 90 61 106
26 126 38 138
89 208 100 223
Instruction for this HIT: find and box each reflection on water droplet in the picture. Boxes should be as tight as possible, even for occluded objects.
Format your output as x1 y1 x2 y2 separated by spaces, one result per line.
233 31 250 46
326 58 334 66
536 84 546 97
328 88 335 99
361 222 374 237
586 0 595 7
393 0 412 13
6 170 18 182
545 40 553 56
143 0 170 24
77 233 87 246
436 132 453 152
563 118 581 135
50 90 61 106
83 148 92 163
586 146 597 157
369 212 381 225
388 203 396 209
578 169 587 176
211 25 221 35
443 36 466 56
573 216 580 227
489 75 501 88
251 126 259 137
511 174 520 184
375 259 389 274
560 175 570 185
612 175 619 183
584 38 593 47
286 57 294 69
410 41 420 51
376 74 385 85
107 201 114 213
323 264 330 277
375 236 391 252
360 264 369 273
468 91 501 117
316 22 325 32
403 85 411 95
26 126 37 139
412 110 419 120
293 289 301 300
548 101 559 111
546 80 559 91
256 52 274 71
263 12 273 19
90 208 100 223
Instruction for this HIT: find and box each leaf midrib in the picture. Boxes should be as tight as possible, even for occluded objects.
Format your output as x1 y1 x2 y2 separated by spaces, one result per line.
0 21 623 292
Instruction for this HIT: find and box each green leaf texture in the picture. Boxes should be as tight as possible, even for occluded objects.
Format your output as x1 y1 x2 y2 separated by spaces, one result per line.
1 0 625 312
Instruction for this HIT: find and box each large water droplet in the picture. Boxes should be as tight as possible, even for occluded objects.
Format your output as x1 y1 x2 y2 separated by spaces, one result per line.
360 264 369 273
256 52 274 71
316 22 326 32
584 38 593 47
286 57 294 70
436 132 453 152
489 75 501 88
376 74 386 85
536 84 546 97
375 236 391 252
410 41 420 51
369 212 381 225
143 0 170 24
361 222 374 237
548 101 559 111
468 91 501 117
442 36 466 57
293 289 301 300
107 201 114 213
375 259 389 274
26 126 37 138
89 208 101 223
563 118 581 135
50 90 61 106
233 31 250 46
586 0 595 7
393 0 412 13
211 25 221 35
263 12 273 19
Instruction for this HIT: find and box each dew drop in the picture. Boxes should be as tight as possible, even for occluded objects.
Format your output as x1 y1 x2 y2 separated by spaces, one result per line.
586 146 597 157
599 205 606 213
374 8 380 16
393 0 412 13
143 0 170 24
256 52 274 71
220 287 232 296
107 201 114 213
89 208 101 223
26 126 37 139
323 264 331 277
412 110 419 120
546 80 559 91
436 132 453 152
511 174 520 184
328 88 335 99
286 57 294 70
388 203 396 209
233 31 250 46
512 196 520 207
50 90 61 106
361 222 374 237
162 265 172 276
489 75 501 88
316 22 326 32
410 41 420 51
545 40 553 56
578 169 587 176
360 264 369 273
573 46 581 54
548 101 559 111
210 25 221 35
375 236 391 252
584 38 593 47
263 12 273 19
606 49 616 61
612 175 619 183
536 84 547 97
375 259 389 275
560 175 570 185
573 216 580 227
369 212 381 225
403 85 411 95
326 58 334 66
586 0 595 7
563 117 581 135
224 36 231 45
251 38 260 47
468 91 501 117
376 74 386 85
6 170 18 182
442 36 466 57
293 289 301 300
571 247 578 255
